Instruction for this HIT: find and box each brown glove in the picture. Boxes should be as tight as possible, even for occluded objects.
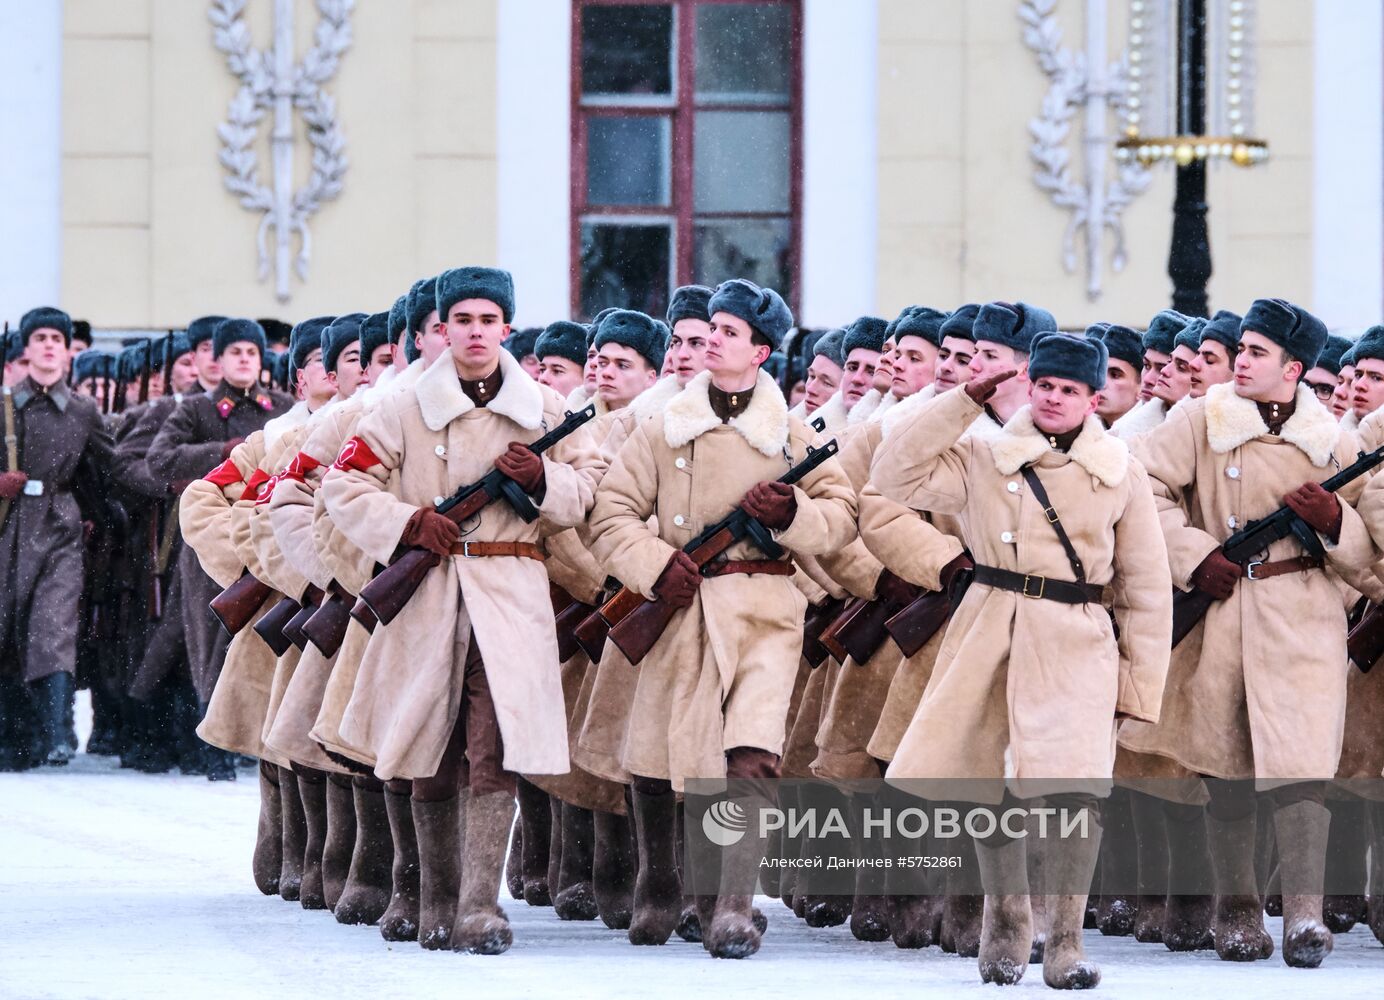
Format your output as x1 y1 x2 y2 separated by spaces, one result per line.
0 471 28 500
1191 550 1239 600
495 442 544 494
938 552 975 591
964 369 1018 404
653 550 701 608
401 507 460 556
875 568 918 605
1284 481 1341 542
220 437 246 461
740 481 797 531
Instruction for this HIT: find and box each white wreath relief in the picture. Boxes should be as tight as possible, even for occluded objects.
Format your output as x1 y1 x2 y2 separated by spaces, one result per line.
1020 0 1150 301
211 0 353 302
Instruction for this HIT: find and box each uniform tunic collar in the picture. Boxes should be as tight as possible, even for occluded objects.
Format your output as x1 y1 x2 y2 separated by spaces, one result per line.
460 364 502 408
14 376 70 413
708 382 753 423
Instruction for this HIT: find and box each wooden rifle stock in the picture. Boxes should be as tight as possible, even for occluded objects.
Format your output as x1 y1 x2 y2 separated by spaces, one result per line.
1170 587 1217 649
282 586 323 651
802 596 846 668
210 570 274 637
301 584 354 657
829 588 917 665
1347 600 1384 674
253 595 302 656
550 583 594 662
885 565 973 658
572 610 610 661
818 598 864 663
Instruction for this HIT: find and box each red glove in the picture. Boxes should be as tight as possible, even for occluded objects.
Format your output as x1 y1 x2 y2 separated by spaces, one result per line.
740 481 797 531
401 507 460 556
653 551 701 608
0 471 28 500
1191 550 1239 600
221 437 246 461
875 568 918 605
495 442 544 494
964 369 1018 404
1284 481 1342 542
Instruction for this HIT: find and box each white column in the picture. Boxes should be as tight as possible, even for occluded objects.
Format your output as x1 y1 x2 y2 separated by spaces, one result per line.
0 0 63 325
1313 0 1383 329
497 0 571 325
800 0 877 327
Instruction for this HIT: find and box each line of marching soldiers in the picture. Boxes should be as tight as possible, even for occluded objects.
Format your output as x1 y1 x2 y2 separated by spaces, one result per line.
10 273 1384 987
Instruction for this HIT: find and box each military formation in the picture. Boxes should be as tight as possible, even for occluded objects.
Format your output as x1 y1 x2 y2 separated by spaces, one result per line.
4 272 1384 990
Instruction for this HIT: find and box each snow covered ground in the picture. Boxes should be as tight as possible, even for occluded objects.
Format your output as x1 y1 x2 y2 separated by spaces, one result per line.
4 751 1384 999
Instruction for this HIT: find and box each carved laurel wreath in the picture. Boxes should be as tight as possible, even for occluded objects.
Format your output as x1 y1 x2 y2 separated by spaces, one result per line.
1020 0 1150 293
210 0 352 288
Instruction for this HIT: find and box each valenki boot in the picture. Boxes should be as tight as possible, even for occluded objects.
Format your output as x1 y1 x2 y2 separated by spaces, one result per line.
322 775 357 911
1162 803 1216 951
516 777 553 906
1042 810 1104 990
253 762 283 895
705 793 773 959
379 784 422 941
297 770 329 910
1367 801 1384 945
505 819 525 901
413 793 465 949
593 810 637 930
973 834 1033 986
1321 796 1368 933
546 796 564 904
941 828 984 956
1128 791 1168 943
628 783 683 946
1206 811 1274 961
1095 791 1136 936
278 769 308 902
335 779 394 925
553 802 599 920
848 793 891 942
1273 799 1333 968
452 790 520 954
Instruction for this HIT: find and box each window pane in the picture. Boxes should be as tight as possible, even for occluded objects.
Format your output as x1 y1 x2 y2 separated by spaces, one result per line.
586 116 671 206
693 110 791 213
693 218 792 302
579 221 672 320
695 4 792 104
581 5 674 101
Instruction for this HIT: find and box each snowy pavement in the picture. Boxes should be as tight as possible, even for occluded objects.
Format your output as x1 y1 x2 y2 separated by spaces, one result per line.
3 755 1383 1000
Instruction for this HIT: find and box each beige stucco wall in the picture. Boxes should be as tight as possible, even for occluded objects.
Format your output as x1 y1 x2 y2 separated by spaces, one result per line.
62 0 498 328
875 0 1314 327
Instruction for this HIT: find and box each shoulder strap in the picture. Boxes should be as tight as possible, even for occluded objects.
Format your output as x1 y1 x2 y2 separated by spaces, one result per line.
1020 464 1086 584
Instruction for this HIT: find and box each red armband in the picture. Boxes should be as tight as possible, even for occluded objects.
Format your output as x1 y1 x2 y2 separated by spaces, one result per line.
281 451 322 483
204 458 243 489
242 467 272 502
332 436 384 473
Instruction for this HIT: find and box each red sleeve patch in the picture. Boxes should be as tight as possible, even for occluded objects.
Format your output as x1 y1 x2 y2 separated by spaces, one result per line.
204 458 243 488
242 468 272 502
281 451 322 483
332 436 384 473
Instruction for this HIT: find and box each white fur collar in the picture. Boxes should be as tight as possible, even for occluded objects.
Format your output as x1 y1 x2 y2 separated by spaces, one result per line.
1340 409 1360 433
1203 381 1339 467
988 407 1129 488
880 384 937 439
848 388 883 425
565 384 593 411
264 400 310 450
413 348 545 432
870 391 902 423
1110 397 1167 440
810 392 849 435
788 399 807 420
663 368 788 457
629 375 682 421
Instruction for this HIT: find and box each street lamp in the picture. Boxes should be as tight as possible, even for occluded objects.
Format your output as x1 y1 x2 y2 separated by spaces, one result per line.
1115 0 1268 316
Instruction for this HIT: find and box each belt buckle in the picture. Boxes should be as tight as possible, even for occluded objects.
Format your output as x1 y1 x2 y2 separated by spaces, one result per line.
461 541 479 559
1246 561 1264 580
1022 574 1046 599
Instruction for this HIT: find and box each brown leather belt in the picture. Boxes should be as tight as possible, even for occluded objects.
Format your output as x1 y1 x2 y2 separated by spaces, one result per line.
1239 555 1323 580
702 559 794 578
447 541 545 561
973 564 1104 605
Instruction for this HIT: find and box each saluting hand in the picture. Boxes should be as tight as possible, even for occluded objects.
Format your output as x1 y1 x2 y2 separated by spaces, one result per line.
741 481 797 530
1191 550 1239 600
495 442 545 494
0 471 28 500
401 507 460 557
654 550 701 608
964 369 1018 404
1284 481 1342 541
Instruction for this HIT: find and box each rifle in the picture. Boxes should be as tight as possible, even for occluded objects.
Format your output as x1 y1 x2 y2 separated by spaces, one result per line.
550 583 594 662
1347 599 1384 674
823 581 922 665
607 439 841 665
352 404 597 627
1171 445 1384 648
301 582 365 657
253 595 302 657
802 595 847 668
885 563 975 657
210 569 274 636
282 585 323 651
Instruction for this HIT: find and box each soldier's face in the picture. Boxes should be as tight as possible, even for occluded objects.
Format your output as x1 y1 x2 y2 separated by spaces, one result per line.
219 341 261 389
670 318 711 387
23 328 67 378
1154 346 1197 404
584 347 600 387
595 343 657 410
1333 365 1356 419
842 349 880 409
934 336 975 392
1031 376 1099 435
705 312 769 383
891 336 937 398
332 343 364 398
1351 358 1384 419
803 355 842 413
1233 331 1300 403
518 354 540 379
170 352 199 394
445 300 508 377
194 340 222 386
1096 359 1140 423
970 340 1029 409
1140 350 1170 401
415 310 449 365
537 356 583 398
1302 366 1338 412
365 343 395 385
1190 339 1233 397
788 380 806 408
297 349 332 403
4 357 31 386
873 339 896 393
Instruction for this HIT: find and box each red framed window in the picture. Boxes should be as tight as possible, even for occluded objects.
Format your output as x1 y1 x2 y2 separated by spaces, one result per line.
571 0 802 321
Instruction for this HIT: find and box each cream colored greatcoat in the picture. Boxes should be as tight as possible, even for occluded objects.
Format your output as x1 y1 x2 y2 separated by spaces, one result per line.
587 369 857 789
320 349 604 781
872 387 1173 800
1119 382 1376 783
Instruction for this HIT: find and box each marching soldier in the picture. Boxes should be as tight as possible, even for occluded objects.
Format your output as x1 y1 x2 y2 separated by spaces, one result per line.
791 329 847 426
1188 311 1242 399
1303 333 1353 421
1111 310 1189 439
1087 324 1144 427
